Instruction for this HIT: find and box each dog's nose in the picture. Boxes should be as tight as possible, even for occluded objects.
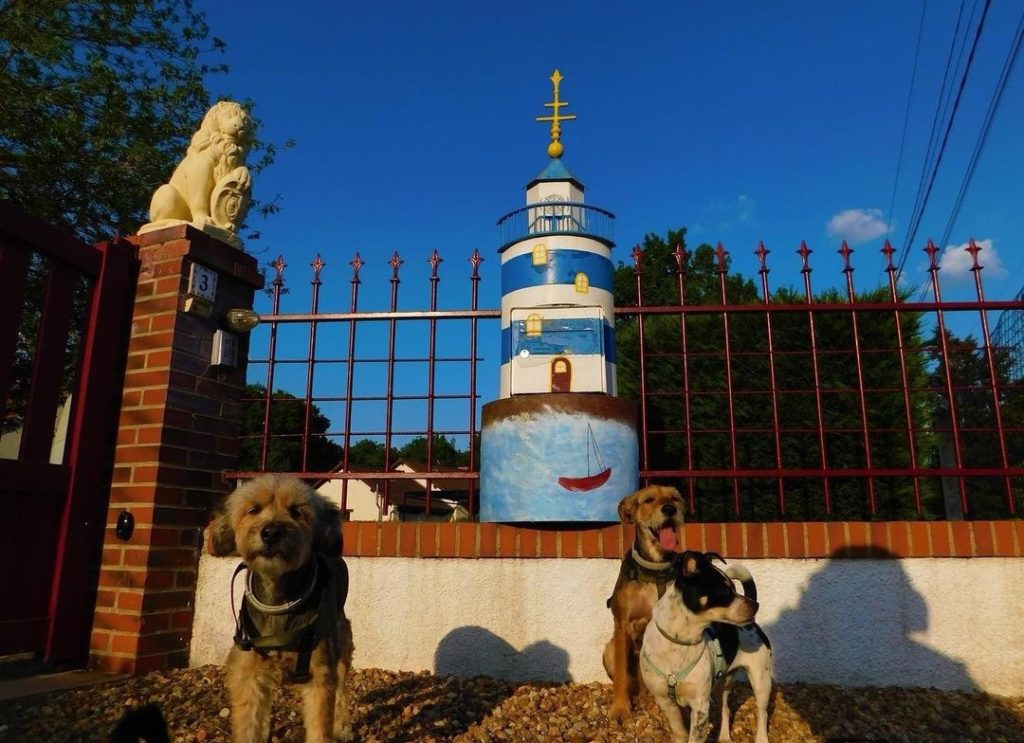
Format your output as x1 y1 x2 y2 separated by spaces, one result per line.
661 503 677 517
260 524 282 545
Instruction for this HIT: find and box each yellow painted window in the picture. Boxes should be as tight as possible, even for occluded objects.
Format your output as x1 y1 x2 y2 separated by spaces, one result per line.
574 272 590 293
532 243 548 266
526 313 542 337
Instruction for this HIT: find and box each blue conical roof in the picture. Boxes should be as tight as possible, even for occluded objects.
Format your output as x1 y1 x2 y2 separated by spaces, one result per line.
536 158 574 180
527 158 585 191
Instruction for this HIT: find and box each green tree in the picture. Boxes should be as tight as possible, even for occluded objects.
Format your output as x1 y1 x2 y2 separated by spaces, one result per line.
614 229 936 521
0 0 230 241
926 329 1023 518
346 439 394 470
1 1 289 442
238 384 342 473
397 434 468 469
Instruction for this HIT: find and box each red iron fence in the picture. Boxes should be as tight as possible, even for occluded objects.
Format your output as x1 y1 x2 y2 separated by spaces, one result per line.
229 239 1023 521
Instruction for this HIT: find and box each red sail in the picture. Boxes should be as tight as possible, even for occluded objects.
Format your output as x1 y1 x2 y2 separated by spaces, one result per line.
557 467 612 492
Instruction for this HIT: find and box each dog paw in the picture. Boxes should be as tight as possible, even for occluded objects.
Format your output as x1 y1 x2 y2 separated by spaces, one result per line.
333 724 354 742
607 701 632 723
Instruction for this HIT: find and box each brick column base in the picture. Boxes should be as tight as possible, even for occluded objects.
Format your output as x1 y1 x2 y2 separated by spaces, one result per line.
90 225 262 674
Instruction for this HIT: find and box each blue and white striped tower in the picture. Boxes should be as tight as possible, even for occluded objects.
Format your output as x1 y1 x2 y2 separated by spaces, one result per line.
497 153 618 397
480 70 638 522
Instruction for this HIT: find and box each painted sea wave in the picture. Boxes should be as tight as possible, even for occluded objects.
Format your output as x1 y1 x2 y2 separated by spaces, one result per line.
480 412 638 522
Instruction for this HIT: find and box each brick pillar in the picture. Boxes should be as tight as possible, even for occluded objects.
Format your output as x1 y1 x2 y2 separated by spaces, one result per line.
90 225 263 674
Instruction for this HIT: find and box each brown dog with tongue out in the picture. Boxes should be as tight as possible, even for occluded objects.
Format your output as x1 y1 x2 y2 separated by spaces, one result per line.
602 484 686 722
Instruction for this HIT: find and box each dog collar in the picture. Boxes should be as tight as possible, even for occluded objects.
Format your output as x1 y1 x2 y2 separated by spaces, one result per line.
244 558 319 615
631 548 672 572
655 620 706 646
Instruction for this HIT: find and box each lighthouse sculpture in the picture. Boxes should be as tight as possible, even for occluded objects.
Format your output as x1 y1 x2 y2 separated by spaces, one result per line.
480 70 639 522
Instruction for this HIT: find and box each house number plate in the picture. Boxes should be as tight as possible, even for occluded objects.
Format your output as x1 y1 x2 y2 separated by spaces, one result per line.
188 263 218 303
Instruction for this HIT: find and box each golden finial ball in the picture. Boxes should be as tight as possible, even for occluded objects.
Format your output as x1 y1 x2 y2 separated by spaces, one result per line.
547 141 564 159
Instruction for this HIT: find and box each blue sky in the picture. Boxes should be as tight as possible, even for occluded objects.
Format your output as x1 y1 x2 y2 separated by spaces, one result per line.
195 0 1024 438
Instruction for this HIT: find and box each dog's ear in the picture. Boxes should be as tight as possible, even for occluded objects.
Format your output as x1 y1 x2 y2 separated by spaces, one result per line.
679 550 703 577
617 491 639 524
312 496 343 556
206 505 236 557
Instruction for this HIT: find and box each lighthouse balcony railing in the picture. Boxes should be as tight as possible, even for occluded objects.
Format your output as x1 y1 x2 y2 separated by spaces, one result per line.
497 202 615 251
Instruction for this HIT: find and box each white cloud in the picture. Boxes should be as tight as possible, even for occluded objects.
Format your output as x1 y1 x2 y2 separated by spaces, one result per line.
938 238 1007 282
694 194 756 234
826 208 890 245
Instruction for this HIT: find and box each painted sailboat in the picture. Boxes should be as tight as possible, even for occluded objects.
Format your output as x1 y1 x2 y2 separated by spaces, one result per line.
558 423 612 491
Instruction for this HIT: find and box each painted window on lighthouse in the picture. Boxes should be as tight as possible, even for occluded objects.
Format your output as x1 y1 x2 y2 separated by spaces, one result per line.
526 313 543 337
532 243 548 266
574 272 590 294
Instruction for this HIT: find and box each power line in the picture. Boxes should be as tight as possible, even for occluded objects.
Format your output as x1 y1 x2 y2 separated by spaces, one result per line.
903 0 968 247
885 0 929 254
897 0 992 279
938 8 1024 253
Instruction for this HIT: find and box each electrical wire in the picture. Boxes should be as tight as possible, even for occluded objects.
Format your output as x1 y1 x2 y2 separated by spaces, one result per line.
938 8 1024 254
902 0 967 255
883 0 929 286
897 0 992 279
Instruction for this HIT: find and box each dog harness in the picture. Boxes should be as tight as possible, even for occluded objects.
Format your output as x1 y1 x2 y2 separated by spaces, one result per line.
641 622 728 705
231 557 326 683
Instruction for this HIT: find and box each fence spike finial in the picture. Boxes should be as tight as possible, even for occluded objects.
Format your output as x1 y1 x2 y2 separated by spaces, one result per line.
271 255 287 284
389 251 403 281
349 252 364 282
671 242 688 274
311 254 325 284
630 244 644 273
755 241 770 275
756 242 773 303
881 241 897 273
838 241 854 273
428 249 443 279
924 240 940 271
797 241 813 273
714 242 729 273
966 238 983 271
469 248 484 278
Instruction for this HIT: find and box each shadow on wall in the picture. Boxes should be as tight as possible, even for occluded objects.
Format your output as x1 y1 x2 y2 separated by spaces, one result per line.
434 625 573 683
762 546 1024 741
765 546 974 690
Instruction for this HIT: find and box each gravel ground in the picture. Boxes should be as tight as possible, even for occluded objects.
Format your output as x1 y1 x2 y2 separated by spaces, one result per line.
0 665 1022 743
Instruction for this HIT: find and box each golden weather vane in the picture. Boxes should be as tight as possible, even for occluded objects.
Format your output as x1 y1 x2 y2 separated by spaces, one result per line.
536 69 576 159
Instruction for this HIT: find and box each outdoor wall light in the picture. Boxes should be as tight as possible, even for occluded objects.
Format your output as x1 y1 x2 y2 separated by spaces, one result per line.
224 308 260 333
115 510 135 541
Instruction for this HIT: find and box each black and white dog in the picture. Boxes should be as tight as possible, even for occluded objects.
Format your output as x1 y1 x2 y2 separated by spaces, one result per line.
640 550 773 743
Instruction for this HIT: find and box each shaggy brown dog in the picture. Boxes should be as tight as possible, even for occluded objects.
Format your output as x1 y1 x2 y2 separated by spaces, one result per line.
208 475 353 743
602 485 685 722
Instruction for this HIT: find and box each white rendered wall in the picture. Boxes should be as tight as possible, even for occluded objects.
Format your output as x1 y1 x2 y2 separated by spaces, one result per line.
190 554 1024 696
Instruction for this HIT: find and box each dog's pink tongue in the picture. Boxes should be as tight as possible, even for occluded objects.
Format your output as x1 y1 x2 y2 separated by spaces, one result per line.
658 526 679 551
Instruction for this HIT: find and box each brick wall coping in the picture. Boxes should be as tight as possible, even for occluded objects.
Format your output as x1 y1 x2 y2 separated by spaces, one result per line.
131 224 264 289
340 520 1022 559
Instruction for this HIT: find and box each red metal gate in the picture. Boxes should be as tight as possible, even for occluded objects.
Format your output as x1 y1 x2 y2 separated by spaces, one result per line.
0 202 138 663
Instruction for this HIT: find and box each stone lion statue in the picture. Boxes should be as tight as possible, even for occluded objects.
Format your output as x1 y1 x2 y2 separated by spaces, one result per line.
142 101 254 248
